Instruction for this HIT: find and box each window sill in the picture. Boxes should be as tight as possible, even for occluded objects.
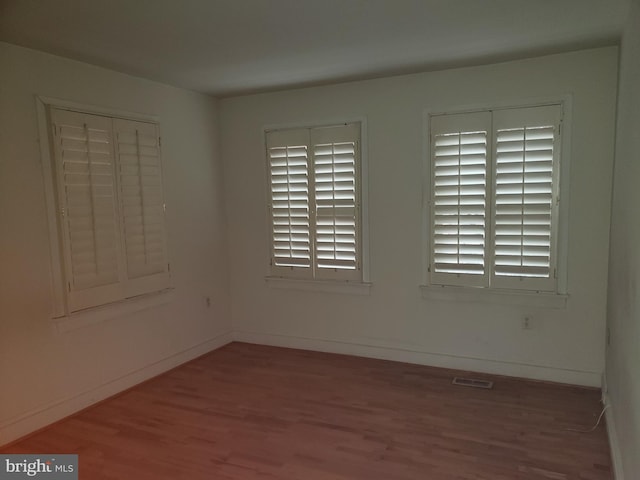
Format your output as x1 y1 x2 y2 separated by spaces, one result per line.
419 284 568 309
53 288 175 333
265 277 371 296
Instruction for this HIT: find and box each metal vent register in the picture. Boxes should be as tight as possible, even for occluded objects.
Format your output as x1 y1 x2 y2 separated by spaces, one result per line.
452 377 494 389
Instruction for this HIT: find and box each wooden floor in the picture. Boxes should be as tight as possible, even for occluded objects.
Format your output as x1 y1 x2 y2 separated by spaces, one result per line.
3 343 611 479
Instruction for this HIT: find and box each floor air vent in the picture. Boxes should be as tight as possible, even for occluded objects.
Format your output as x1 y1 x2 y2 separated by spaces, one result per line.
452 377 494 389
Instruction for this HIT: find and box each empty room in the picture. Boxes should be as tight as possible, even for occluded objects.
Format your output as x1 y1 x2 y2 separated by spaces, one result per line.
0 0 638 478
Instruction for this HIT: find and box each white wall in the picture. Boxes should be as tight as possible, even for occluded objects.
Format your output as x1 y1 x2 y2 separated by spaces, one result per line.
220 47 618 387
0 42 232 445
605 0 640 477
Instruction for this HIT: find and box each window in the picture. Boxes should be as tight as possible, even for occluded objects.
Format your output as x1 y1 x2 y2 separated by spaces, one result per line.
266 123 362 282
48 107 170 313
428 104 562 292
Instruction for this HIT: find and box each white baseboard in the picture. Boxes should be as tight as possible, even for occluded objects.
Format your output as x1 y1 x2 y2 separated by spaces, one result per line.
0 330 233 447
233 330 602 387
603 393 625 480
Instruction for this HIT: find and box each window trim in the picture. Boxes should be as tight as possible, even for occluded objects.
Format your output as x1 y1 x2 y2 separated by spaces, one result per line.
54 288 175 333
265 277 372 296
262 117 370 287
36 96 170 319
420 96 572 301
419 284 568 309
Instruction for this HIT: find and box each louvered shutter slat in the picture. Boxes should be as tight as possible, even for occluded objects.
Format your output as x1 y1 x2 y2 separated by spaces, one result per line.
494 125 555 281
114 119 169 293
432 132 487 276
267 130 312 271
57 118 119 289
429 111 492 287
312 124 359 277
52 109 125 312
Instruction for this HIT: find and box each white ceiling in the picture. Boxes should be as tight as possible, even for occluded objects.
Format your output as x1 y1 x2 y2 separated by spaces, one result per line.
0 0 628 97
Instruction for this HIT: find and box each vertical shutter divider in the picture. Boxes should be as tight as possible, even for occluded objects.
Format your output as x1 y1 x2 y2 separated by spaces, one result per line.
520 127 526 268
331 142 337 269
134 128 149 266
456 131 461 268
83 122 99 278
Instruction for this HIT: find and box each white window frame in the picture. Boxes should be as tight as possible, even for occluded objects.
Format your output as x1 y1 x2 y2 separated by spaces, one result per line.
263 119 371 294
36 96 173 321
420 98 572 308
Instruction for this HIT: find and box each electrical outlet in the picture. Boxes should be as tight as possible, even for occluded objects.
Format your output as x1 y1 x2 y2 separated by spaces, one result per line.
522 315 533 330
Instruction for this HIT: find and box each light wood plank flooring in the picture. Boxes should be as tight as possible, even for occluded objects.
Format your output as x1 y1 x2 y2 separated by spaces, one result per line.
3 342 612 479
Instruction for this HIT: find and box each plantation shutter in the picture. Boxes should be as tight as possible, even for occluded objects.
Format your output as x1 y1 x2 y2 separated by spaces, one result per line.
113 118 170 297
51 109 123 311
311 124 360 281
266 129 312 278
491 105 561 291
430 112 491 287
